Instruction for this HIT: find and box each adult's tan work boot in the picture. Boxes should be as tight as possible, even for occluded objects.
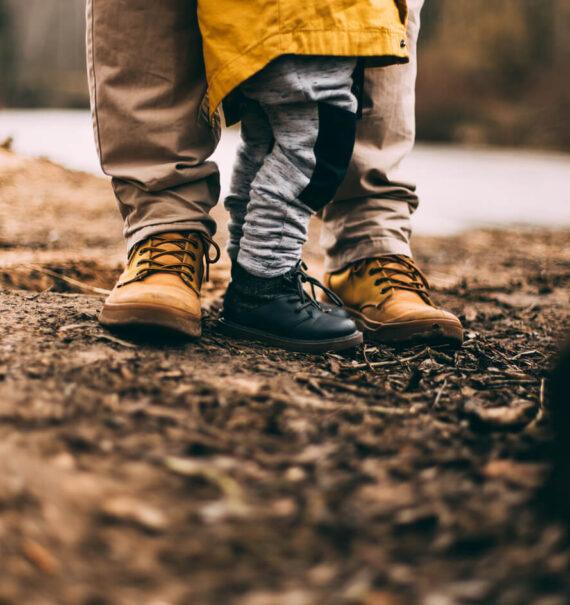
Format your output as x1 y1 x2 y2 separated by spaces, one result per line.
99 232 220 337
323 255 463 345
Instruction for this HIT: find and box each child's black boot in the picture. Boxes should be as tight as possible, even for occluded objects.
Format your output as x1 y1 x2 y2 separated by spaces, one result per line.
220 261 362 352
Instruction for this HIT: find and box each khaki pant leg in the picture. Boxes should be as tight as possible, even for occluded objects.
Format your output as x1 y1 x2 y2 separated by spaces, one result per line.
87 0 221 252
320 0 424 272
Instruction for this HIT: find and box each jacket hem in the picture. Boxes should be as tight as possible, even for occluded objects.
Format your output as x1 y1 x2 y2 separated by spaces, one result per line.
208 28 409 119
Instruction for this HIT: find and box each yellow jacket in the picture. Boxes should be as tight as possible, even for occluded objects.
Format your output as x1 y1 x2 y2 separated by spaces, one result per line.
198 0 409 117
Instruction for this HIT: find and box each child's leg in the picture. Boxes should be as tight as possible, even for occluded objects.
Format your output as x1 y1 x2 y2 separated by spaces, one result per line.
237 55 358 277
220 56 362 353
224 100 273 262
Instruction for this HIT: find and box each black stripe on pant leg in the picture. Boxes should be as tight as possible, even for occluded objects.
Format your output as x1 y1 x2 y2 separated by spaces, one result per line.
298 102 357 212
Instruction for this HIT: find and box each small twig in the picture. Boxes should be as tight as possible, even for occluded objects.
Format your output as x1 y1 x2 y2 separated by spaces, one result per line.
476 380 538 389
58 322 94 332
503 370 534 380
312 377 369 396
348 347 430 370
489 345 511 363
526 377 547 431
510 350 540 361
353 359 401 369
397 347 432 364
535 377 547 424
24 264 111 296
433 379 447 408
362 346 375 372
25 285 54 300
269 393 415 417
307 378 327 396
96 333 137 348
366 404 412 416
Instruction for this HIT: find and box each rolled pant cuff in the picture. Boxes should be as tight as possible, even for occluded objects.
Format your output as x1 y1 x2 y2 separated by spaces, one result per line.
324 236 413 273
125 220 215 255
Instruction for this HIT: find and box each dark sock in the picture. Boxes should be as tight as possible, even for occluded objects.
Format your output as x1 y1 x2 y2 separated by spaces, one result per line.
225 262 297 312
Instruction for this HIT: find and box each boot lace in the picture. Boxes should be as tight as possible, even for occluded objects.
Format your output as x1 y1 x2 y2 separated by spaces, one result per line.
130 232 220 286
367 255 432 305
289 260 344 315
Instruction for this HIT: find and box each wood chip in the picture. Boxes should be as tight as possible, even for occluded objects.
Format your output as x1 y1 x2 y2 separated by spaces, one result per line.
101 496 168 533
465 398 538 428
22 539 61 575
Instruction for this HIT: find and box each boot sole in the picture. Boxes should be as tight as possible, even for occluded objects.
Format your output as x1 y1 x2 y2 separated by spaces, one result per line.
218 318 363 353
348 309 464 346
99 303 201 338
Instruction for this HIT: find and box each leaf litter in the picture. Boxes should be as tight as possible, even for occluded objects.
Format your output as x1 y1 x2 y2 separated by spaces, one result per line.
0 150 569 604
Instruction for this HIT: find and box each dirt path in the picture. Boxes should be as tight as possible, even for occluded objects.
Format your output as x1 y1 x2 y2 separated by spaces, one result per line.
0 149 569 605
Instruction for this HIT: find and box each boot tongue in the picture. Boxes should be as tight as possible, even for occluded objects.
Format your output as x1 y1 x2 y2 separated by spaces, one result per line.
145 232 203 286
146 233 200 267
149 232 198 255
379 259 415 284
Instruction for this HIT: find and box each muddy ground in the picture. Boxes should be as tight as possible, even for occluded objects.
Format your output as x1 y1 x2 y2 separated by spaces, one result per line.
0 149 569 605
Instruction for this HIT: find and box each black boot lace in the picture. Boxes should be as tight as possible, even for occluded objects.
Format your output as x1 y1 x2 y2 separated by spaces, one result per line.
130 232 220 286
288 260 344 315
367 255 432 304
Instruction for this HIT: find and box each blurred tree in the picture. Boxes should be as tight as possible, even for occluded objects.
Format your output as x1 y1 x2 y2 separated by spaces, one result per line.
3 0 88 107
0 0 568 150
0 0 16 107
417 0 570 150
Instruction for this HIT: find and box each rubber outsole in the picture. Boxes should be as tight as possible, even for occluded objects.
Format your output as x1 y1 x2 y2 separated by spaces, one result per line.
218 318 363 353
99 303 201 338
347 308 464 346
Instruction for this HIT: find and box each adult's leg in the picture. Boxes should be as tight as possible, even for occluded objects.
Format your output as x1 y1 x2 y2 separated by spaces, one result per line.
320 0 463 346
89 0 222 338
87 0 220 252
320 0 424 272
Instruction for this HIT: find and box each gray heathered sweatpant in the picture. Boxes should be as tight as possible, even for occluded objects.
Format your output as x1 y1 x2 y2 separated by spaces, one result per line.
225 55 358 278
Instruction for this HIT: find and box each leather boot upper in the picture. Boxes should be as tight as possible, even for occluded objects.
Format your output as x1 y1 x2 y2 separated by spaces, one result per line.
105 232 219 317
324 255 461 326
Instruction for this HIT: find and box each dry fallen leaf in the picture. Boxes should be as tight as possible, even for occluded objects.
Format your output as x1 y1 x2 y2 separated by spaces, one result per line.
482 459 547 488
21 539 61 575
465 398 538 428
100 496 168 533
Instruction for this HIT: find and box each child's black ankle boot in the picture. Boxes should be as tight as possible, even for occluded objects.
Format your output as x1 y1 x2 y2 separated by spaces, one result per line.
220 261 362 352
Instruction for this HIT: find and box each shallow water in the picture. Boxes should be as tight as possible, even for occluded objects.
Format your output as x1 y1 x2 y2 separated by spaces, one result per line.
1 109 569 235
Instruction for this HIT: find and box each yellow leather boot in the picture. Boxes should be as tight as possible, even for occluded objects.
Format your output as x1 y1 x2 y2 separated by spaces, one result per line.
323 255 463 345
99 232 220 337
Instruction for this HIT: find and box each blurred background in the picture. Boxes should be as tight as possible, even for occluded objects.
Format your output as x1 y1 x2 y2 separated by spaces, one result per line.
1 0 569 150
0 0 569 233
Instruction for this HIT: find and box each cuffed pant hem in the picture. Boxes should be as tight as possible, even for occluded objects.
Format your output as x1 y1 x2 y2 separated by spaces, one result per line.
125 220 214 254
324 236 413 273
